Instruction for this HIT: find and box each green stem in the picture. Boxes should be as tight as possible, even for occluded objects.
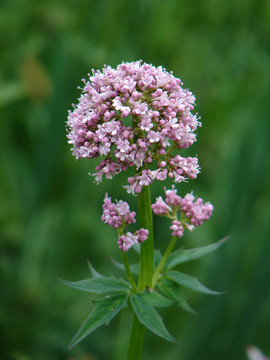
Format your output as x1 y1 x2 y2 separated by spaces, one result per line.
121 251 137 291
152 236 177 288
126 185 154 360
138 185 154 290
126 315 146 360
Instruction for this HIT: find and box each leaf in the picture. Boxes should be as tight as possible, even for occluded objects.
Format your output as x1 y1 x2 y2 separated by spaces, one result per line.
142 289 175 307
166 270 223 295
130 293 177 343
166 236 229 270
110 257 139 274
158 279 197 314
87 260 102 277
58 276 131 294
69 294 127 349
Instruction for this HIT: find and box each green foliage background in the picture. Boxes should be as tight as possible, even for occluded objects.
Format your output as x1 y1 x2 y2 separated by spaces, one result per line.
1 0 270 359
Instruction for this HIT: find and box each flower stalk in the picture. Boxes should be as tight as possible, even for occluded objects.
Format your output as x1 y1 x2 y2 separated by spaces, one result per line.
126 185 154 360
152 236 177 288
121 251 137 291
138 185 154 290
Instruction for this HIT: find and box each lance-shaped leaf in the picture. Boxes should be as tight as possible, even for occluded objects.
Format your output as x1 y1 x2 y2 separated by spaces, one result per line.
158 278 197 314
87 260 102 278
130 293 177 343
110 257 139 274
166 236 229 270
69 294 127 349
58 276 131 294
166 270 223 295
142 289 175 307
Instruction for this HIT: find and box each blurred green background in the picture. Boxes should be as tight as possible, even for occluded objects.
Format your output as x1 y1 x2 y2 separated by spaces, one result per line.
1 0 270 359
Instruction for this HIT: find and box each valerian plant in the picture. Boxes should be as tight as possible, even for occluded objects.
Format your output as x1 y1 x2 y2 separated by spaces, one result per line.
61 60 227 359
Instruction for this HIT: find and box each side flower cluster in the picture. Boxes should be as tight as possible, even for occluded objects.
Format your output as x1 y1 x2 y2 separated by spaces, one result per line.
152 186 213 238
67 61 200 194
101 193 148 251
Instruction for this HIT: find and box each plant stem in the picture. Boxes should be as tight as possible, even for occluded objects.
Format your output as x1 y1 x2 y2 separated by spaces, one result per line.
126 185 154 360
138 185 154 290
121 251 137 290
126 315 146 360
152 236 177 288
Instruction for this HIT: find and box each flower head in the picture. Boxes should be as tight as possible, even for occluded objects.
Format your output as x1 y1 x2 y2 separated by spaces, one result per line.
101 193 136 228
67 61 201 194
101 193 148 251
152 186 213 238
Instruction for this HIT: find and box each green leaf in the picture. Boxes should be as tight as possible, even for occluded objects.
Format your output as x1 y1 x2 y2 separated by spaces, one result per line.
110 257 139 274
130 293 177 343
166 270 223 295
58 276 131 294
166 236 229 270
158 279 197 314
87 260 102 277
69 294 127 349
141 289 175 307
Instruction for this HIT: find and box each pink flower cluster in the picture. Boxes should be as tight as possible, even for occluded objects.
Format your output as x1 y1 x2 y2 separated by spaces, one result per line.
117 229 149 252
152 186 213 238
67 61 200 194
180 193 214 227
101 194 148 251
